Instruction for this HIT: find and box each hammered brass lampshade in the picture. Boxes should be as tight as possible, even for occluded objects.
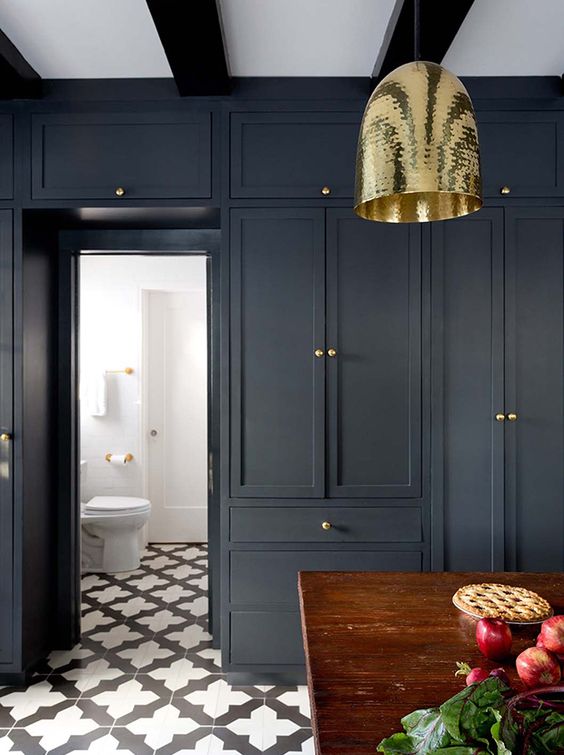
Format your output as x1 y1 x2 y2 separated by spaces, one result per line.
354 60 482 223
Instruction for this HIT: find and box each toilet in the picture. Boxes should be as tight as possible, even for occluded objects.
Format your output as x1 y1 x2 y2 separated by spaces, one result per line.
80 462 151 573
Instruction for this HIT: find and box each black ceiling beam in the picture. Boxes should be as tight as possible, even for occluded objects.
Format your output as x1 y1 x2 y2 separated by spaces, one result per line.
146 0 230 96
0 27 41 99
372 0 475 87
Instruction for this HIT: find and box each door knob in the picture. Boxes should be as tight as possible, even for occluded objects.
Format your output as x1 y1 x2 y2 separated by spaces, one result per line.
115 186 126 197
314 348 324 358
507 413 518 422
321 186 331 196
495 413 506 422
150 429 159 437
327 348 337 358
500 186 511 195
0 432 11 441
321 521 332 530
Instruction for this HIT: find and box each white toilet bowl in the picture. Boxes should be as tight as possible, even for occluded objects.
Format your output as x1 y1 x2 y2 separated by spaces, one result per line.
81 496 151 573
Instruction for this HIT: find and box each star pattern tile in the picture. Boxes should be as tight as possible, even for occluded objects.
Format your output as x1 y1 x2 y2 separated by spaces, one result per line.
0 544 313 753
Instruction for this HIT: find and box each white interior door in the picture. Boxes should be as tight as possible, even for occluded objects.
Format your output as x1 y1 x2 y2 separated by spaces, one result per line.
145 288 208 542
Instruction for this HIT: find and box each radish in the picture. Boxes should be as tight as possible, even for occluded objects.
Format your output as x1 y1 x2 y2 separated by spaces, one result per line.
516 647 561 688
476 618 512 660
455 661 489 686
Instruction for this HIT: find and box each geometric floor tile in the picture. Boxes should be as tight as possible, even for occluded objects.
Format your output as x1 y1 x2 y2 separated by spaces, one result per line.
0 544 312 755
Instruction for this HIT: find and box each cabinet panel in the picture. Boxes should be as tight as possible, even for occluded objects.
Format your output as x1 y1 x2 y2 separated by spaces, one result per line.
230 550 423 605
478 112 564 197
230 611 304 665
230 506 422 543
0 116 12 200
505 209 564 571
0 211 13 665
230 209 325 497
32 112 211 199
431 210 505 571
231 112 360 198
326 210 421 497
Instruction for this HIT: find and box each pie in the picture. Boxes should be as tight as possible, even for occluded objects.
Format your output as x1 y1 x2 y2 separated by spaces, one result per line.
453 583 553 622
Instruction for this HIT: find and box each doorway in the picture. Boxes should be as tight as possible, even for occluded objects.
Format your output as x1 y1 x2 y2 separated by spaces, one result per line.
57 229 221 650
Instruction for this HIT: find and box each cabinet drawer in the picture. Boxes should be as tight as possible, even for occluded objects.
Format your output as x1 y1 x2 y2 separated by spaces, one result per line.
230 506 422 543
230 550 422 605
32 112 211 199
0 115 13 200
230 611 304 665
231 112 360 198
478 111 564 196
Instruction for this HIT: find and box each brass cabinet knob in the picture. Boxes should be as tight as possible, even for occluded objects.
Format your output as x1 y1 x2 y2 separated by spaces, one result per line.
314 348 324 358
327 348 337 358
321 521 332 530
0 432 11 441
507 412 518 422
495 413 506 422
500 186 511 195
321 186 331 196
115 186 126 197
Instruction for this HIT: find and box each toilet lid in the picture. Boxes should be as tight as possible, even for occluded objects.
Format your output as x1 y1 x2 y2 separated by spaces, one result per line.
85 496 151 512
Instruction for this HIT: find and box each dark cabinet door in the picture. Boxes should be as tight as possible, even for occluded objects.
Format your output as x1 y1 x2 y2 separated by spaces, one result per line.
0 116 13 200
431 210 505 571
326 210 422 498
32 112 211 200
505 208 564 571
230 209 325 497
230 112 360 199
478 112 564 197
0 211 13 665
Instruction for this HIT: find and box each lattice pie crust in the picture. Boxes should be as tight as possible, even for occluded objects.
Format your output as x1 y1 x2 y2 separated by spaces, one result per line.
453 583 553 622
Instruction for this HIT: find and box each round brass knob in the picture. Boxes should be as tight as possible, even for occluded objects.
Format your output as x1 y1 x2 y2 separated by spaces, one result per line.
0 432 11 441
507 412 518 422
321 521 332 530
495 413 506 422
314 348 324 358
321 186 331 196
327 348 337 358
500 186 511 195
115 186 126 197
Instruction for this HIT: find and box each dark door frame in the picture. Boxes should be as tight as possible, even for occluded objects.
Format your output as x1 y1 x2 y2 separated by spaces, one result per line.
57 228 221 648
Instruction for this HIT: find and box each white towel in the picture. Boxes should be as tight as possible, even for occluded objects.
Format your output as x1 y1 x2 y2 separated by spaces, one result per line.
81 370 107 416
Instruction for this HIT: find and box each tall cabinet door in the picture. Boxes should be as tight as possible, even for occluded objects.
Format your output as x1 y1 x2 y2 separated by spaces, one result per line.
505 208 564 571
0 211 13 665
230 209 325 497
431 209 505 571
326 210 422 498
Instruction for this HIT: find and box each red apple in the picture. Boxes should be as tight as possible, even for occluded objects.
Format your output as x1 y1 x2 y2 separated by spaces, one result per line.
476 618 512 660
516 647 561 688
536 633 546 648
539 615 564 655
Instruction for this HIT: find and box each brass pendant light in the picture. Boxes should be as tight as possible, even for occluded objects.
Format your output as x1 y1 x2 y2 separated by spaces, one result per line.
354 3 482 223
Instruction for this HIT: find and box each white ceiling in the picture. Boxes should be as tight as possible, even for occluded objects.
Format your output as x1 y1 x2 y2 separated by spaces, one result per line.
0 0 561 80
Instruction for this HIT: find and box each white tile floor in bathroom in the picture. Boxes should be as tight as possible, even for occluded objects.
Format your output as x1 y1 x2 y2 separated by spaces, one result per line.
0 544 314 754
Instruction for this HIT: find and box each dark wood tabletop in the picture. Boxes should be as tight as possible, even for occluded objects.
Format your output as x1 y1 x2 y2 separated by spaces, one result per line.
298 571 564 755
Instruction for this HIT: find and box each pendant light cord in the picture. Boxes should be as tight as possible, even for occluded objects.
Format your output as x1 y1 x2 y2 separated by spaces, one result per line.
414 0 421 61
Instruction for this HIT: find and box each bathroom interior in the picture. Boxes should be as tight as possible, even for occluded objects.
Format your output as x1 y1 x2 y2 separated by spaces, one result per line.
78 253 209 579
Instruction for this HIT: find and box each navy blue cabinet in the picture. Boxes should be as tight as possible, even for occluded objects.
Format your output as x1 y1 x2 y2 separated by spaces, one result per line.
32 112 212 200
478 112 564 197
0 211 13 668
432 207 564 572
326 211 422 497
230 112 360 198
0 116 13 200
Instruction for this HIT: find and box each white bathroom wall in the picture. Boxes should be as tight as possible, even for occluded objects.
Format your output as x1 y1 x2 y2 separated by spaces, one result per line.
79 255 207 508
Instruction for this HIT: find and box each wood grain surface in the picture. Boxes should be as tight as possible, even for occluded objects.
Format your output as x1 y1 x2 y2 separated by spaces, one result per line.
298 571 564 755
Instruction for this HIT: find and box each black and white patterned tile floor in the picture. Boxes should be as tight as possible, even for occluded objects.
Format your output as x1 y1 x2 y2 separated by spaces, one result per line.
0 544 313 754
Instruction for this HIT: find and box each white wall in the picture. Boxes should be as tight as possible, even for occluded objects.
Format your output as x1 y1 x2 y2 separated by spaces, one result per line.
79 255 207 507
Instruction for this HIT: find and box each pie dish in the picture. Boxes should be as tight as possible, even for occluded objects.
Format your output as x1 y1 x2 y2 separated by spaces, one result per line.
452 582 553 624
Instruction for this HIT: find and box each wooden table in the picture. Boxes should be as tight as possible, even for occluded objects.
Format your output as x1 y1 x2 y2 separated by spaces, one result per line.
298 571 564 755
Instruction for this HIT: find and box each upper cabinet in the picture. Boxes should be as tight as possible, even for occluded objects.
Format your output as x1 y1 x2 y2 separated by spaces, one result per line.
31 111 212 200
477 111 564 197
230 112 360 199
0 116 13 200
